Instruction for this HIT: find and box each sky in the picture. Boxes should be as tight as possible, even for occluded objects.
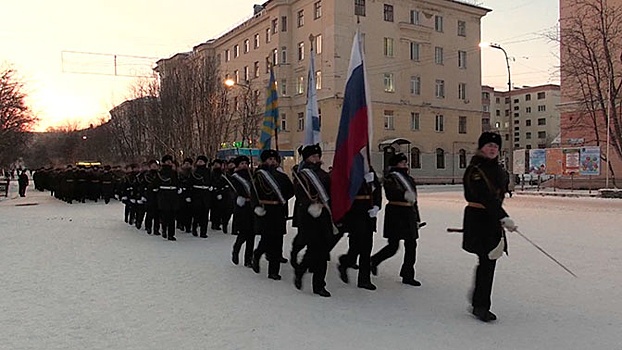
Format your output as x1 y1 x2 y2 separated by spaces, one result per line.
0 0 559 131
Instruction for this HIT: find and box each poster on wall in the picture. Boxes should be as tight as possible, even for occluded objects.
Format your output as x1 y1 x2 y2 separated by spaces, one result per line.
580 146 600 176
563 148 580 175
545 148 563 175
513 149 526 175
529 149 547 175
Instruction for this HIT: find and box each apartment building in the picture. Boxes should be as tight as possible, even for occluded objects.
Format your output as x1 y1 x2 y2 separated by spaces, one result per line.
483 84 560 161
157 0 490 180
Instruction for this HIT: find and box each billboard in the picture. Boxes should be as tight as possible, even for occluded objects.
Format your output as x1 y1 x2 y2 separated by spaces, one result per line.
529 149 547 175
545 148 563 175
513 149 526 175
563 148 580 175
579 146 600 176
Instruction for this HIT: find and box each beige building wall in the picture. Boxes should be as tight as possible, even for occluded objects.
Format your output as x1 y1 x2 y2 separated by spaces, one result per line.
163 0 490 180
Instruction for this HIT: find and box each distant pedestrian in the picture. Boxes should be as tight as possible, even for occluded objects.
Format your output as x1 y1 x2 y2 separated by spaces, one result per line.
18 169 29 197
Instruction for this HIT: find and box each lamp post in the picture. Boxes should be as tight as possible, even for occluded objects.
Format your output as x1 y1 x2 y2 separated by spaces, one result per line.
481 42 514 186
224 78 253 149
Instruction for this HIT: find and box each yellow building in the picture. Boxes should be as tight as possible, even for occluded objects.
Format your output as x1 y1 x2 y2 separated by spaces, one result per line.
159 0 490 182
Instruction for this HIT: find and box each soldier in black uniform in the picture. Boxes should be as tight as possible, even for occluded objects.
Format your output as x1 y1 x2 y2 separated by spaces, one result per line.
230 156 255 267
293 144 334 297
462 132 517 322
121 164 139 224
75 165 88 203
134 162 148 230
219 159 236 234
88 165 102 202
177 158 194 233
209 159 226 231
370 153 423 287
337 167 382 290
251 149 294 280
143 159 161 235
101 165 115 204
190 155 211 238
155 155 180 241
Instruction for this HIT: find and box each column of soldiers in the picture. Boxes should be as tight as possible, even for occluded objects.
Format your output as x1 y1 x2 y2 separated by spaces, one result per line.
33 164 120 204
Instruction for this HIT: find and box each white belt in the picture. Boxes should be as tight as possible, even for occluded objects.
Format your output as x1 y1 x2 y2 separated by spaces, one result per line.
193 185 210 189
160 186 176 190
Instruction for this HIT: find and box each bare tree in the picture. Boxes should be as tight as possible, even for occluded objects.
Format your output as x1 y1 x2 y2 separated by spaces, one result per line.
0 66 38 166
558 0 622 184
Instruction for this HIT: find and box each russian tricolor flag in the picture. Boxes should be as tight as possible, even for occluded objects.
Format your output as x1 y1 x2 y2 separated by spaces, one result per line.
331 30 371 223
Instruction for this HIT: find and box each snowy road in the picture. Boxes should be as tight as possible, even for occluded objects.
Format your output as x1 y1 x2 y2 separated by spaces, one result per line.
1 188 621 350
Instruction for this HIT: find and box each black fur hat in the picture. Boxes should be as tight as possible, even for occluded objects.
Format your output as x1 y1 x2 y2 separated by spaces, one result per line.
260 149 279 162
183 158 194 165
196 155 208 164
301 144 322 160
388 152 408 167
147 159 158 166
478 132 502 149
233 155 250 166
161 154 174 164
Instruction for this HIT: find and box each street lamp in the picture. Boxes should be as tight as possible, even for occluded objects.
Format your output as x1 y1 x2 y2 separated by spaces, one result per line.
480 42 514 184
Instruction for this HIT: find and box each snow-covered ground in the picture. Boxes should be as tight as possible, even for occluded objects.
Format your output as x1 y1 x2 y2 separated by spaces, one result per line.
1 186 621 350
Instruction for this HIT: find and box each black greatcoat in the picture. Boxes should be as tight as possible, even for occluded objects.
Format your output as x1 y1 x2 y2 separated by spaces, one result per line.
231 169 254 235
382 168 421 240
461 153 509 256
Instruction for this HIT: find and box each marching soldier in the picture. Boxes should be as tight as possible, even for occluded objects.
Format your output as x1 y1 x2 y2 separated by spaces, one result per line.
337 167 382 290
101 165 115 204
230 156 255 267
370 153 423 287
219 159 237 234
121 164 139 225
251 149 294 280
143 159 161 235
191 155 211 238
209 159 226 231
293 144 334 297
177 158 194 233
134 163 148 230
155 155 180 241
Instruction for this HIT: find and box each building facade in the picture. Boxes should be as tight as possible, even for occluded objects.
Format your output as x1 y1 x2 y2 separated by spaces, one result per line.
157 0 490 181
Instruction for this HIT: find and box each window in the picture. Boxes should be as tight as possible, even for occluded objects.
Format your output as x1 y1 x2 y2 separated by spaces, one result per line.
244 40 250 53
272 19 278 34
538 131 546 139
525 94 531 101
458 83 467 100
538 118 546 125
384 110 395 130
514 119 520 125
436 148 445 169
537 92 546 99
280 79 287 95
280 113 287 131
495 109 500 116
411 148 421 169
297 112 305 131
505 110 509 117
526 132 532 139
315 35 322 54
254 61 260 78
243 66 249 82
514 106 520 111
297 10 304 27
233 45 239 58
271 49 278 66
410 76 421 95
296 76 305 94
495 122 500 128
435 80 445 98
355 0 366 16
483 105 490 112
265 28 271 43
298 42 305 61
459 149 467 169
459 116 467 134
435 115 444 132
482 92 490 99
234 70 239 83
411 112 420 130
505 97 510 104
314 1 322 19
281 16 288 31
457 20 466 36
514 113 519 118
496 97 500 103
458 50 467 68
410 10 420 25
537 105 546 112
316 71 322 90
526 119 532 126
526 144 532 149
410 42 420 61
383 37 394 57
435 15 444 32
384 73 395 92
224 49 231 62
281 47 287 64
254 34 260 49
384 4 394 22
435 47 444 64
526 106 532 113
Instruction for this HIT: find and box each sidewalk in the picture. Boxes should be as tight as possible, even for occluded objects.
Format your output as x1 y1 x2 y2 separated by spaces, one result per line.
514 186 603 198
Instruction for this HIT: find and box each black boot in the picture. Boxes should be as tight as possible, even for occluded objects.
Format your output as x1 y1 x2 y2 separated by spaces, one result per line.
472 308 497 322
357 281 377 291
251 252 261 274
313 288 331 297
402 278 421 287
337 264 349 284
232 251 239 265
268 261 281 280
294 267 304 290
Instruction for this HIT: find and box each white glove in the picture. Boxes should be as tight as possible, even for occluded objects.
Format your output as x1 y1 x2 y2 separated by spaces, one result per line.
307 203 323 218
364 172 375 183
130 199 136 203
177 188 183 195
368 205 380 218
137 199 143 204
404 191 417 204
209 186 214 191
236 196 246 207
185 197 192 203
217 194 222 200
500 217 517 232
121 196 127 201
141 197 147 203
114 194 120 200
254 206 266 217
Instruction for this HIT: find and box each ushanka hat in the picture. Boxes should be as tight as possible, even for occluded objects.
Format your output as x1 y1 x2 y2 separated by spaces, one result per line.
388 152 408 167
478 131 502 149
301 144 322 160
233 155 250 166
260 149 279 162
